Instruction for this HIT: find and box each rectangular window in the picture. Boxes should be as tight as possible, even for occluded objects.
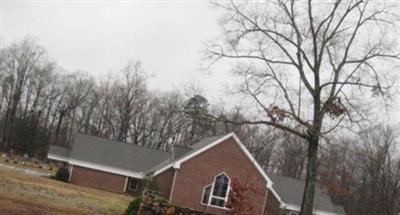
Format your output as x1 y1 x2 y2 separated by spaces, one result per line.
289 212 299 215
127 177 139 192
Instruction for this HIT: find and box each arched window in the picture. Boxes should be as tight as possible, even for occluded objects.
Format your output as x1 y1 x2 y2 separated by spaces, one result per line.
201 172 230 208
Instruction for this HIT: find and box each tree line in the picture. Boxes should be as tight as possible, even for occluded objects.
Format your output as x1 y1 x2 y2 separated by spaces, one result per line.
0 38 275 157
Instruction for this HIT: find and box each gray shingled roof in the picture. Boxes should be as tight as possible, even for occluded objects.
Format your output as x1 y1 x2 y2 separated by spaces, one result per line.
146 135 227 173
191 135 227 150
48 145 70 158
268 174 345 214
179 134 226 158
49 133 172 173
48 134 229 174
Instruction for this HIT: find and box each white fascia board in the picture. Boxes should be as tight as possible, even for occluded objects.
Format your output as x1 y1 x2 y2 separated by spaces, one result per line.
153 163 174 176
48 154 69 162
174 133 234 166
68 158 144 179
153 133 234 176
231 133 284 206
49 153 145 179
49 154 154 179
284 204 344 215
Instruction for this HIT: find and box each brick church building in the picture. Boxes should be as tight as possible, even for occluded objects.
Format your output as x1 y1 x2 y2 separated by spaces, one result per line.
48 133 344 215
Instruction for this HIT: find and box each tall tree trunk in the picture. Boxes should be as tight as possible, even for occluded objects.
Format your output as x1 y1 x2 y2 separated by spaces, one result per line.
55 110 65 141
43 101 53 132
2 90 13 148
23 83 32 120
0 96 4 116
300 135 319 215
3 94 21 149
301 83 322 215
84 105 95 133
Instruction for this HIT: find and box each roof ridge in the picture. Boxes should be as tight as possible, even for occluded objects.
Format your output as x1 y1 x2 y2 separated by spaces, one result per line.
190 134 230 146
76 133 172 155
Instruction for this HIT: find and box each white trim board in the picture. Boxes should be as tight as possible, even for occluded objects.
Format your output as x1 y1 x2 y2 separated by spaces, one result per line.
47 153 144 179
230 134 284 204
68 165 74 182
68 158 144 179
169 169 178 202
153 133 234 176
123 177 129 192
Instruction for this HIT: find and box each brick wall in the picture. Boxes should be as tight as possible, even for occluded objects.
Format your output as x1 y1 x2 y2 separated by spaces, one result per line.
169 137 269 215
264 189 280 215
154 168 175 198
70 165 127 193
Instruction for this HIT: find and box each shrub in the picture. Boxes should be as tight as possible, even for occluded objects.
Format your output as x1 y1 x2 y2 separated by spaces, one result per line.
124 197 142 215
139 174 158 193
274 209 287 215
52 167 69 182
226 178 257 215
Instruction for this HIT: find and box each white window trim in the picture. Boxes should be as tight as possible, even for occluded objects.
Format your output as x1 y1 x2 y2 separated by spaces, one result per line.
200 172 231 210
200 184 212 205
127 178 139 191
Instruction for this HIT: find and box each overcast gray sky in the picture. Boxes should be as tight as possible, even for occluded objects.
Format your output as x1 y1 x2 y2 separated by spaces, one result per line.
2 0 232 103
2 0 399 125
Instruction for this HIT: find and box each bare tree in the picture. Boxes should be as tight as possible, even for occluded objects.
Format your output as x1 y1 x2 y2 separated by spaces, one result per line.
205 1 399 214
320 125 400 215
112 61 147 142
353 126 400 215
92 76 114 137
0 38 45 149
53 72 94 143
274 134 307 179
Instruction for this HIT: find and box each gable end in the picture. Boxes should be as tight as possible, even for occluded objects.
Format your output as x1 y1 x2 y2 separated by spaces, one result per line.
153 133 285 206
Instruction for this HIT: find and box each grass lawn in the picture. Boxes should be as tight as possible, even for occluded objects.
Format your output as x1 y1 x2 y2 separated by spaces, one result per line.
0 167 132 215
